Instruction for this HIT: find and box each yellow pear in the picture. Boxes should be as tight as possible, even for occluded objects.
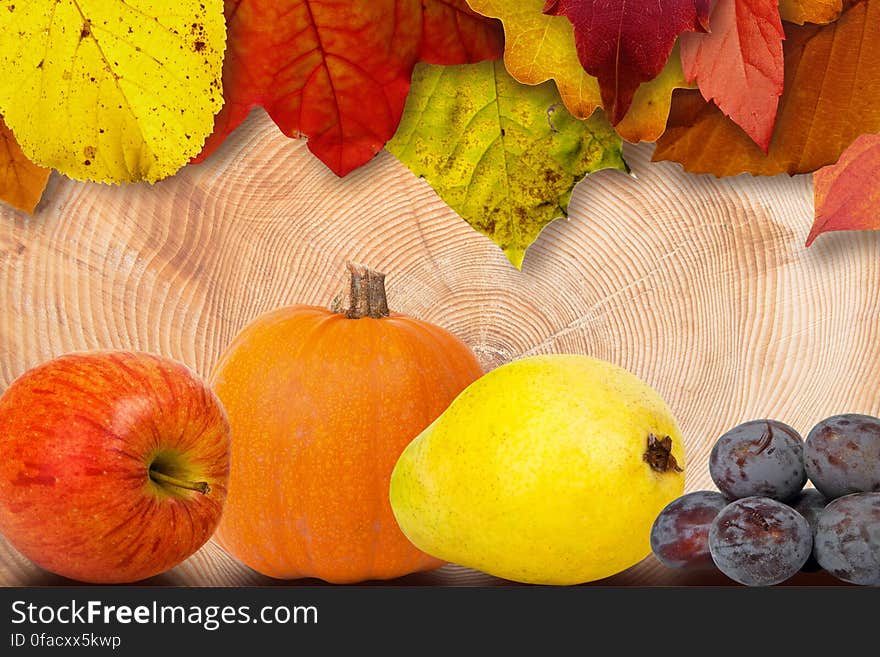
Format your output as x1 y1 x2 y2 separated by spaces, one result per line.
389 354 685 585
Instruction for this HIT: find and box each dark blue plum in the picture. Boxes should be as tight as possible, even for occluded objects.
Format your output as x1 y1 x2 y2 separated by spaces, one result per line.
709 496 812 586
814 492 880 585
804 414 880 499
788 488 828 572
709 420 806 501
650 491 728 569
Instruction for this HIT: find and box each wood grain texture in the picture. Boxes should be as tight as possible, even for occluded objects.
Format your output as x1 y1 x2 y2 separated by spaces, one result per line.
1 109 878 587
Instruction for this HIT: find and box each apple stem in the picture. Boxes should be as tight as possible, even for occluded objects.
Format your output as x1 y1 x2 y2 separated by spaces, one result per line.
149 468 210 495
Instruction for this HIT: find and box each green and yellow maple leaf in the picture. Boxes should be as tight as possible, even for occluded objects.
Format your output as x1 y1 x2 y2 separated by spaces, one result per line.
387 60 626 269
0 0 225 184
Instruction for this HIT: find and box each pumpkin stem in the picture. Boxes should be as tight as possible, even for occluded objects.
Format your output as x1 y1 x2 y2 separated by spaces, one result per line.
339 262 390 319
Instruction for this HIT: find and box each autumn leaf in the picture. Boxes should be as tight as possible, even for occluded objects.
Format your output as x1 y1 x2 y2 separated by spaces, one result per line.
543 0 710 124
467 0 600 118
778 0 842 24
0 0 226 184
616 51 694 144
808 133 880 246
0 116 50 214
196 1 503 177
466 0 694 143
386 61 626 269
680 0 784 151
654 0 880 176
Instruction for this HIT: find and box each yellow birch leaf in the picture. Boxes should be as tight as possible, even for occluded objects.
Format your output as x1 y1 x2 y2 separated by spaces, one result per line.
0 1 225 184
467 0 693 143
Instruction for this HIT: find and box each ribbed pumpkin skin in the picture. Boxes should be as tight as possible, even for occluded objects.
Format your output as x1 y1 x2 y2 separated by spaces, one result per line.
210 305 483 582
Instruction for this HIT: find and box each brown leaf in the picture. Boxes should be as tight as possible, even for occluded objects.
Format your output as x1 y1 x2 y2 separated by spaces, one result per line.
778 0 842 24
0 116 50 214
808 133 880 246
653 0 879 176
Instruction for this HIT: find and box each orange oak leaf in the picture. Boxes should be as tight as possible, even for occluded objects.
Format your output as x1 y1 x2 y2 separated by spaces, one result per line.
778 0 843 24
542 0 710 124
680 0 784 151
808 133 880 246
195 0 503 177
0 116 50 215
653 0 880 176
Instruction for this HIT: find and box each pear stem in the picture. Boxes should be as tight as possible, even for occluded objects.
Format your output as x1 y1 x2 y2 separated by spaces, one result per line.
149 468 210 495
643 434 683 473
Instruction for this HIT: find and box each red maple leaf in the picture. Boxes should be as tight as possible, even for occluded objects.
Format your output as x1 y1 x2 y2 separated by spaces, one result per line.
808 133 880 246
543 0 710 125
196 1 503 176
680 0 785 152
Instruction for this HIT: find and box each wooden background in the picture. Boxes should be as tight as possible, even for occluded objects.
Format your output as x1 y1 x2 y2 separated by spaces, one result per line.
1 110 877 586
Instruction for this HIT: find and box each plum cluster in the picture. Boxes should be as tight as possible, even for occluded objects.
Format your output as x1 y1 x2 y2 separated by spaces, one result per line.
650 414 880 586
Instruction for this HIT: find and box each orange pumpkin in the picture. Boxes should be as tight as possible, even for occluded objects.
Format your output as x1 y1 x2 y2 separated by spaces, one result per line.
210 264 483 582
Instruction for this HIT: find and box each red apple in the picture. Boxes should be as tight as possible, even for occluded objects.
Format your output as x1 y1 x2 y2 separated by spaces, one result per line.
0 351 230 583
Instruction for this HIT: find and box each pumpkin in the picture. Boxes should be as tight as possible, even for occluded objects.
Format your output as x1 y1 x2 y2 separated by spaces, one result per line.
210 264 483 582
